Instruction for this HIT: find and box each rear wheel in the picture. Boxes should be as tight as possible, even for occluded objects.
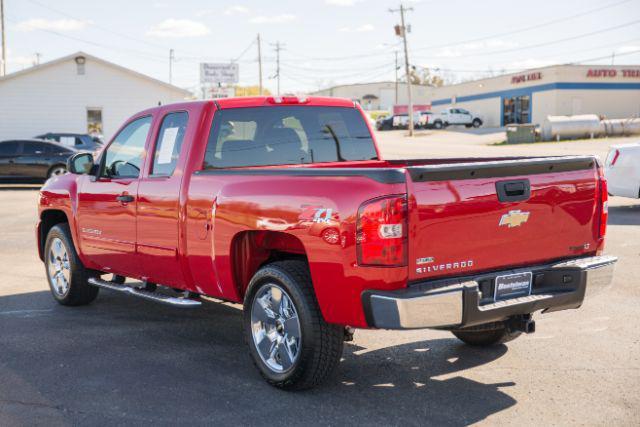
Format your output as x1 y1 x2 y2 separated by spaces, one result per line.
44 224 99 306
451 321 522 346
472 118 482 128
434 121 443 129
244 260 344 390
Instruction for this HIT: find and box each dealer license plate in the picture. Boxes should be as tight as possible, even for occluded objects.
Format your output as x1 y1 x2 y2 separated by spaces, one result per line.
494 272 532 301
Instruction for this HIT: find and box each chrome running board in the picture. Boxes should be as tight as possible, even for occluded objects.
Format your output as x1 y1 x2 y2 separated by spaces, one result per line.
88 278 202 308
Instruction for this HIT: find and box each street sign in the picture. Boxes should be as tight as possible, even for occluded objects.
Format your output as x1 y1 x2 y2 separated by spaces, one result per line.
200 63 239 84
208 86 236 99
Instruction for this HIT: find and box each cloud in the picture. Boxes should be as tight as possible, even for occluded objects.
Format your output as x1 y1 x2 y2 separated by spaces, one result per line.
225 5 250 15
434 39 518 58
250 14 295 24
15 18 90 32
198 5 249 17
325 0 364 5
506 58 556 70
339 24 374 33
146 19 210 38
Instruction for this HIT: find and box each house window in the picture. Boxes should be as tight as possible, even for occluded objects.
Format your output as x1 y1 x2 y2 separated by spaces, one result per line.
87 108 103 136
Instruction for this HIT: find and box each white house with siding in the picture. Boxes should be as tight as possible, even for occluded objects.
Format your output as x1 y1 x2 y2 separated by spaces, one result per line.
0 51 192 141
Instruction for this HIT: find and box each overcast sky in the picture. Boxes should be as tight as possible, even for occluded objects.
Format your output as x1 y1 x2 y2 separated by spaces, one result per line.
3 0 640 93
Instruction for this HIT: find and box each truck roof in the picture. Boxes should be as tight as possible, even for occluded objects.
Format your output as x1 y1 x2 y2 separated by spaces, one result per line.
140 96 357 116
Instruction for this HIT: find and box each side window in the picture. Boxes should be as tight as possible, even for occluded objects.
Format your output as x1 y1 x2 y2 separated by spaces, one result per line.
22 142 49 155
0 141 20 156
151 111 188 176
102 116 152 178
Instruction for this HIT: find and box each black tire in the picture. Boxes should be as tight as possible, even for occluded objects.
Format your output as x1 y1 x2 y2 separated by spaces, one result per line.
472 118 482 128
47 164 67 179
434 121 443 129
451 321 522 347
44 223 99 306
243 260 344 390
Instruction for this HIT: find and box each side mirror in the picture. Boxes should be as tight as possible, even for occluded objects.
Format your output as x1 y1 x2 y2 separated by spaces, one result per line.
67 152 94 175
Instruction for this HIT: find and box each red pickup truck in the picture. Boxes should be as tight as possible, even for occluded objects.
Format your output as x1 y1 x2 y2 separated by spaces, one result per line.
37 96 616 390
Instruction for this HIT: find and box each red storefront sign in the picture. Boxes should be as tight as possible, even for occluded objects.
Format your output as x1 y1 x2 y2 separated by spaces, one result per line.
511 72 542 84
587 68 640 78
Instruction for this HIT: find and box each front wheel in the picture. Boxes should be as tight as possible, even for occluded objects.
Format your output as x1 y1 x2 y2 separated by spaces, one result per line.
451 321 522 346
44 224 99 306
48 165 67 179
244 260 344 390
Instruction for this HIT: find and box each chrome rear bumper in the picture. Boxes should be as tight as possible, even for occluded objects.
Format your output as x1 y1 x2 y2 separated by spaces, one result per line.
363 255 617 330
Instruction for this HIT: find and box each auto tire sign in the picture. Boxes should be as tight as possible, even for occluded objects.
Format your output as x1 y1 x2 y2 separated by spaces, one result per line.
200 63 239 84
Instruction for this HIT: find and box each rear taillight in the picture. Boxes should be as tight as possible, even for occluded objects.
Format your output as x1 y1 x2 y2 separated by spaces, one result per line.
599 178 608 239
356 195 407 266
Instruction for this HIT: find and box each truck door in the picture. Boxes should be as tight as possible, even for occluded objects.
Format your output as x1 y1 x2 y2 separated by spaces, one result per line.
76 116 152 277
136 111 189 287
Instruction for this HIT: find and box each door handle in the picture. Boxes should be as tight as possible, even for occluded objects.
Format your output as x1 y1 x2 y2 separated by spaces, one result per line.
116 194 135 203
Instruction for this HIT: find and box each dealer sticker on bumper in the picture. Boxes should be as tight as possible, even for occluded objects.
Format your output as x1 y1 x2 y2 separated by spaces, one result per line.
494 272 533 301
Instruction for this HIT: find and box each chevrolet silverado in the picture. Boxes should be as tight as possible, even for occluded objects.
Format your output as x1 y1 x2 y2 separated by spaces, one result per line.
37 96 616 390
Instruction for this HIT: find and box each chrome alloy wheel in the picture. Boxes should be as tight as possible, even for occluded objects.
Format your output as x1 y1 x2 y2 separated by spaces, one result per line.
48 237 71 297
250 284 301 373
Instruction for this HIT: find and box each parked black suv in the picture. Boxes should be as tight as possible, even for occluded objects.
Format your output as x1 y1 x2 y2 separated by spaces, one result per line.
0 139 78 181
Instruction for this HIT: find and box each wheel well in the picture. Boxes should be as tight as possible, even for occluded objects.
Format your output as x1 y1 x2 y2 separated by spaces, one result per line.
39 210 68 260
230 230 308 299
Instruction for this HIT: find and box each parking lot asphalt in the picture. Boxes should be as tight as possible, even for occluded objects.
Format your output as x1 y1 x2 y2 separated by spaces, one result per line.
1 131 639 426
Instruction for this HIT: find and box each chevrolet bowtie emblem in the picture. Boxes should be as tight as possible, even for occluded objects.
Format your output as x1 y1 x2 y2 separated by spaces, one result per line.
499 210 530 228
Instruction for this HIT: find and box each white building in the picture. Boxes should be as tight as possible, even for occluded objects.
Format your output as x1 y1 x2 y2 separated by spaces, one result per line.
311 82 430 111
430 64 640 127
0 51 192 140
311 64 640 127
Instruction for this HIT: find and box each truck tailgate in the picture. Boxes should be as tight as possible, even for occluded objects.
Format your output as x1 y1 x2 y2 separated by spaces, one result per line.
406 157 601 282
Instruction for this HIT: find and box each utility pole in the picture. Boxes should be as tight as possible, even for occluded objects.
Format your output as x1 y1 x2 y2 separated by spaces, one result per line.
394 50 399 105
390 4 414 136
271 41 284 96
34 52 42 66
611 51 615 66
169 48 174 84
1 0 6 76
257 34 263 95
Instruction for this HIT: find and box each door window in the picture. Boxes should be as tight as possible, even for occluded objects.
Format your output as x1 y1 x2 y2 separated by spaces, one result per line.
21 142 50 155
102 116 152 178
151 111 188 176
0 141 20 156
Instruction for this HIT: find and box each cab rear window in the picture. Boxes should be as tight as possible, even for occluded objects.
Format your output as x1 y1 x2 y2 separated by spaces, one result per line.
203 106 378 169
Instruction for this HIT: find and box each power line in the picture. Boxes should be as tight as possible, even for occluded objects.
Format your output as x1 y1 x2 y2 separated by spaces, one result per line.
24 0 199 55
410 0 634 53
279 0 635 63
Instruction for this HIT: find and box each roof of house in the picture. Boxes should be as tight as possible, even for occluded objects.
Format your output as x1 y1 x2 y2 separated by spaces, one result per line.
0 51 192 96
